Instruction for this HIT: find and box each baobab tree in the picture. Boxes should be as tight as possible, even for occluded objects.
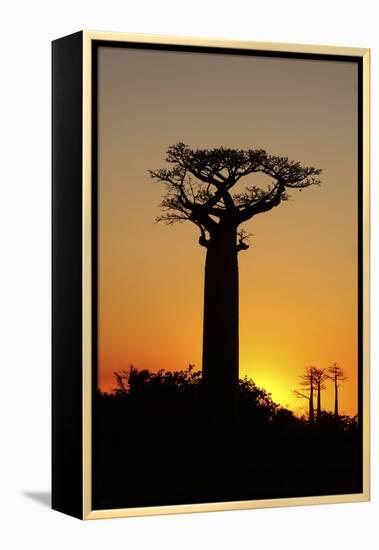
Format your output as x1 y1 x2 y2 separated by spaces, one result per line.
328 363 347 420
313 368 328 421
150 143 321 437
294 366 317 424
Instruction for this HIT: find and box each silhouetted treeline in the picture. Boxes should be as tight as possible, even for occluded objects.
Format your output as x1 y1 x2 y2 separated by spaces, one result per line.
93 365 361 509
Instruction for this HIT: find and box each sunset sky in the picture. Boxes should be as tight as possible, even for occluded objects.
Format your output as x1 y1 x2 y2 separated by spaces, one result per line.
97 46 358 416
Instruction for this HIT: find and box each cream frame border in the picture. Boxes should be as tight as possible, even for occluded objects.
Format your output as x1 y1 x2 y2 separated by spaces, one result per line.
82 31 370 520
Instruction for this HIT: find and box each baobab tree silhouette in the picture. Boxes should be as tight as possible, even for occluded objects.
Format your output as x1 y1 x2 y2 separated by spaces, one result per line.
313 368 328 421
294 366 317 424
328 363 347 420
150 143 321 440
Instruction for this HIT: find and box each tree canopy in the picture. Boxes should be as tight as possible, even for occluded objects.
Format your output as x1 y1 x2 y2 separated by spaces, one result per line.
150 143 322 251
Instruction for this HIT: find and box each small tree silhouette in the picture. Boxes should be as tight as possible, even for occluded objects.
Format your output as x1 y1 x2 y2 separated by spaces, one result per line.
313 368 328 421
294 366 317 424
150 143 321 436
328 363 347 419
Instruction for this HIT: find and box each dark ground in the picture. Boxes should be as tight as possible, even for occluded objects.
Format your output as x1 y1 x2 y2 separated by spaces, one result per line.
92 368 362 509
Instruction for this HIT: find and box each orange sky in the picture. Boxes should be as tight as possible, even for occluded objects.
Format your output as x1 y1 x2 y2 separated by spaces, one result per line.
97 46 358 416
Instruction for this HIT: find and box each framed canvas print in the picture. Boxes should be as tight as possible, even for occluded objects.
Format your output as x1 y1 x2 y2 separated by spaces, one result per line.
52 31 370 520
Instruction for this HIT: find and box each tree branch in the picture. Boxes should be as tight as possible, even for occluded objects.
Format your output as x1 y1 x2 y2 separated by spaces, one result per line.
149 143 322 248
293 390 310 400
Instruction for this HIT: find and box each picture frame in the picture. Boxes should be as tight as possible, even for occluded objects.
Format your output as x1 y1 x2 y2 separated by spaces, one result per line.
52 30 370 520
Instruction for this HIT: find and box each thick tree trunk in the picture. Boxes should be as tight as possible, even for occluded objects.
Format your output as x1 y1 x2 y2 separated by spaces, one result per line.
202 224 239 445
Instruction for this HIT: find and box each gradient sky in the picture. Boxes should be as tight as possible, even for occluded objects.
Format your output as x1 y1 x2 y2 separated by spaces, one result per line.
97 46 358 416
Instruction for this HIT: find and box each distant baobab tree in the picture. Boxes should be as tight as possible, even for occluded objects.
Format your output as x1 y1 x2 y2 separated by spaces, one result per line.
294 366 317 424
313 368 328 421
150 143 322 437
328 363 347 420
